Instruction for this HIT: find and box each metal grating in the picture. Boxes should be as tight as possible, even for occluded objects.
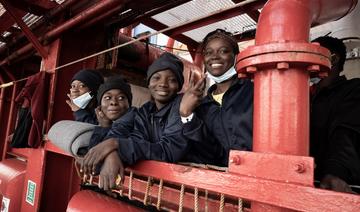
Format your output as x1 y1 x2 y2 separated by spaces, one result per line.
152 0 257 42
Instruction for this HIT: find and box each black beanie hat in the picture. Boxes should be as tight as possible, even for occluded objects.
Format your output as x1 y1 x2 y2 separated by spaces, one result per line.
147 52 184 89
71 69 104 95
97 77 132 106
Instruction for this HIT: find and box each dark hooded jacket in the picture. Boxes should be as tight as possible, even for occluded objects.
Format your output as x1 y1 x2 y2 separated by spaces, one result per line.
112 95 188 165
87 107 137 151
310 76 360 185
74 108 98 125
183 78 253 166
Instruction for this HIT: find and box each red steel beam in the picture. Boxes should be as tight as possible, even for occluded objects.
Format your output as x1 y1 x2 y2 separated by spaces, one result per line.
23 0 58 10
0 10 26 34
0 0 79 55
129 160 360 212
0 0 128 66
2 82 18 159
0 0 48 58
141 17 199 51
78 3 125 29
9 0 58 15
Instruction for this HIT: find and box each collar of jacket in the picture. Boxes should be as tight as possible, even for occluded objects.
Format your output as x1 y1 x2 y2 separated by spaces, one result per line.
145 95 179 118
203 77 246 104
313 76 347 98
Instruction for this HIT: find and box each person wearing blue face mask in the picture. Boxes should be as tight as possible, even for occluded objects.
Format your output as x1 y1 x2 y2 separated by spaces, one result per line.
180 29 254 166
66 69 104 124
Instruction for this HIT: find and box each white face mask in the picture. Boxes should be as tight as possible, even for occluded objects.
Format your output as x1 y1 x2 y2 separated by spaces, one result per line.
72 92 93 109
310 77 321 86
207 63 237 84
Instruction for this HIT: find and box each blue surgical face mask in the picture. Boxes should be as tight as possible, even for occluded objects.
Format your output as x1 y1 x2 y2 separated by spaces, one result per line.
207 61 237 83
310 77 321 86
72 92 93 109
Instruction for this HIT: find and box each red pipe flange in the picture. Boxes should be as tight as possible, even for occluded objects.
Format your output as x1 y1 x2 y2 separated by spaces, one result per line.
236 42 331 78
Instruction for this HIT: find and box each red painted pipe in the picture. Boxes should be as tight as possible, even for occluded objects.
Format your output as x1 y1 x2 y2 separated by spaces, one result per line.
244 0 357 211
78 4 125 29
253 0 357 154
165 38 175 53
0 0 127 66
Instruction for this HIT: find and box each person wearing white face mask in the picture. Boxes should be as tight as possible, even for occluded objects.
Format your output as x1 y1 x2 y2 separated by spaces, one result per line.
180 29 254 166
310 36 360 193
66 69 104 124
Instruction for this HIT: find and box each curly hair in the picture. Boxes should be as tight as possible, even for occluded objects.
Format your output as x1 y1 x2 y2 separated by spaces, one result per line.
201 29 239 55
312 36 347 71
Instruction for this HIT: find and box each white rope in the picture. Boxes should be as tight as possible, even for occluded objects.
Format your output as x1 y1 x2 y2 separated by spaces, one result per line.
178 184 185 212
128 171 133 200
143 177 152 205
156 179 164 210
238 198 243 212
219 194 225 212
194 187 199 212
204 189 209 212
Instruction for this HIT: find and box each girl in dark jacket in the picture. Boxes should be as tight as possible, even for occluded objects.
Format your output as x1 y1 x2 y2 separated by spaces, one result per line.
81 52 189 190
85 77 134 153
66 69 104 124
180 29 254 166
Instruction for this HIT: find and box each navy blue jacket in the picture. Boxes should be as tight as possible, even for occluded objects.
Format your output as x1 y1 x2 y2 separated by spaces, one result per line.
74 108 98 125
88 107 137 150
112 95 188 165
183 78 253 166
311 76 360 185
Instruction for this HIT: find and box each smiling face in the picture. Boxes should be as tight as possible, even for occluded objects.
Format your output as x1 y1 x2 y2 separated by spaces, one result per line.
100 89 129 121
203 38 235 77
148 69 179 109
70 80 90 99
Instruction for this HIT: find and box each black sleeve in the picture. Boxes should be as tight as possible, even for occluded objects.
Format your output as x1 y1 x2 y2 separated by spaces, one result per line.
182 113 226 166
324 127 360 184
182 114 206 141
117 99 189 165
74 109 98 125
88 126 111 150
104 107 137 140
